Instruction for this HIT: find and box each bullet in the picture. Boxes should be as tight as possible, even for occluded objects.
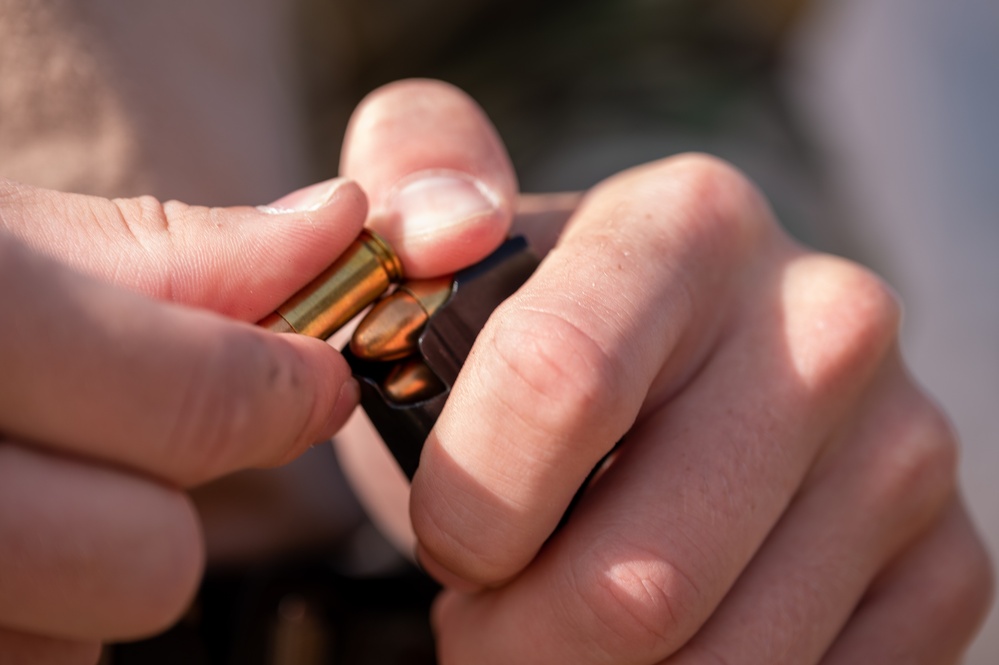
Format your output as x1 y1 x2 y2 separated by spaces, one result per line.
349 276 453 361
261 230 403 339
381 359 446 405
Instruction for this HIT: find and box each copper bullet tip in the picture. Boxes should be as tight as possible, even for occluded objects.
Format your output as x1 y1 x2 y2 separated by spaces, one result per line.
350 276 453 360
381 359 447 405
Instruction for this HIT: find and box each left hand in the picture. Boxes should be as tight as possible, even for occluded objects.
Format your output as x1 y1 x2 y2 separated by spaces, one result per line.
334 79 993 665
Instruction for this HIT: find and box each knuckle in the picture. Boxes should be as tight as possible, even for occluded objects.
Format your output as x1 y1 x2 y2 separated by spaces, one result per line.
487 305 627 450
837 264 903 350
591 153 774 262
109 195 185 299
868 393 958 514
664 153 756 202
112 195 171 240
658 153 774 251
564 535 699 658
795 258 903 391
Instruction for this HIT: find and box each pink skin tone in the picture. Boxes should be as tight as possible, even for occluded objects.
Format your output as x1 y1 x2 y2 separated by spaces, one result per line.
340 81 993 665
0 80 991 664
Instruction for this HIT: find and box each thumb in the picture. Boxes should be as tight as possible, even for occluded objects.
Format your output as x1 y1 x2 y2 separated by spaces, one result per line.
0 177 368 321
341 79 518 278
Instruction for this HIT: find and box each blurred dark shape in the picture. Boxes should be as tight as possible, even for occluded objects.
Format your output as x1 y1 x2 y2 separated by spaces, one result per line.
110 552 439 665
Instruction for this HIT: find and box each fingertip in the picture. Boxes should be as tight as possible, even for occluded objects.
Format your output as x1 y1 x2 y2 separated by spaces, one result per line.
319 376 361 442
249 178 368 253
259 177 368 219
341 78 517 277
267 333 359 463
343 80 503 184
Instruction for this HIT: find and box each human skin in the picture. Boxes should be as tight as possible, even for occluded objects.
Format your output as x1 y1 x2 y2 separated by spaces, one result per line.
0 72 518 660
0 78 991 663
335 80 994 664
0 177 367 661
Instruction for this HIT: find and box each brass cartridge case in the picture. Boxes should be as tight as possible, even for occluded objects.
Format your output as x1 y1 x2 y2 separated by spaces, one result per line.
261 230 403 339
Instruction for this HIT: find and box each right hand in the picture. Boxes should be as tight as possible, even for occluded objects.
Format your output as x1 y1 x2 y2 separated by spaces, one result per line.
0 177 369 662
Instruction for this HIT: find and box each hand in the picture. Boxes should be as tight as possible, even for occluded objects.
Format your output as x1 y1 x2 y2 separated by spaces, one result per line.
334 80 994 664
0 161 472 662
0 77 518 663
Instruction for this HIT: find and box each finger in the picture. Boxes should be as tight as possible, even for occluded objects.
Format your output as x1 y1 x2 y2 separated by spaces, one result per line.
329 193 581 556
0 627 99 665
409 155 782 586
0 176 367 320
341 79 517 277
0 444 202 640
0 235 357 485
660 359 959 665
821 501 992 665
430 252 904 663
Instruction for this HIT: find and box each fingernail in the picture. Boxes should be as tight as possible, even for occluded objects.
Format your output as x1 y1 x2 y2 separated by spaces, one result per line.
387 170 500 237
414 543 483 593
319 376 360 441
260 178 350 214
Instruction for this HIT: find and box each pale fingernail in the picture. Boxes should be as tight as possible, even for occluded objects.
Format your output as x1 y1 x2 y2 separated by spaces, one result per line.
259 178 350 214
387 170 500 237
319 376 361 441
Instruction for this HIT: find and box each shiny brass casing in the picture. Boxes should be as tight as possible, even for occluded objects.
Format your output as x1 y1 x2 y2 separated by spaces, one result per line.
262 230 403 339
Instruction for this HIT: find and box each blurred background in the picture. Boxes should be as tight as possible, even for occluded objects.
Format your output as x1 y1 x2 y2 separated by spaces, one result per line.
1 0 996 662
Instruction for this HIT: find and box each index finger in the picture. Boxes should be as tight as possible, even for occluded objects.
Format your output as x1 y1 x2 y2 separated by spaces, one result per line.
409 155 770 586
0 232 358 487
